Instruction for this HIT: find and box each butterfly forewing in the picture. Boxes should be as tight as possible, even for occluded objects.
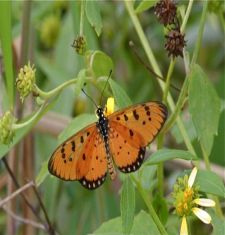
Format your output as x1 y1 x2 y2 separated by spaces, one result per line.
108 101 167 171
48 123 96 180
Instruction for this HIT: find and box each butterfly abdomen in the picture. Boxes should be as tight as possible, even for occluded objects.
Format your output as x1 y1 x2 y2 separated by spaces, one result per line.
96 107 116 180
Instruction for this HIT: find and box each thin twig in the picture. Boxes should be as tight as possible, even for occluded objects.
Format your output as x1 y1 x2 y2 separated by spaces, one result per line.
2 157 44 223
32 184 56 235
0 181 34 208
129 41 180 92
2 204 46 231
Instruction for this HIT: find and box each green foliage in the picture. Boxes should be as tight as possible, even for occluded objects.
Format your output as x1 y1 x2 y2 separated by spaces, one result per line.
94 210 160 235
120 176 135 235
109 79 132 108
89 50 114 78
145 149 198 165
85 1 102 36
135 0 157 14
189 64 221 156
0 1 14 107
195 170 225 198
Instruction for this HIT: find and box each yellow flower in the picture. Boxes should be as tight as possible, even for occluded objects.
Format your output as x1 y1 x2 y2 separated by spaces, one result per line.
104 97 115 116
172 167 215 235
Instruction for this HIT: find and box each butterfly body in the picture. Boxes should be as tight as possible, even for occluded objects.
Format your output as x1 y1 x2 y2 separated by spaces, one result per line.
48 101 167 190
95 107 116 180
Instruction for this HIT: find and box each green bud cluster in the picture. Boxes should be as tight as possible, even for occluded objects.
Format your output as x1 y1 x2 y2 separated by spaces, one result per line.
0 111 15 145
16 62 36 102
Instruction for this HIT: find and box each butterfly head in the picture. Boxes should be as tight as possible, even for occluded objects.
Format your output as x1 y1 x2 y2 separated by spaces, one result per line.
96 106 104 118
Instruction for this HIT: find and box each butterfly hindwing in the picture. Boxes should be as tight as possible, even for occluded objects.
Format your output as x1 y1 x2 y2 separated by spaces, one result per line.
48 123 97 181
108 102 167 171
79 132 107 189
109 121 146 173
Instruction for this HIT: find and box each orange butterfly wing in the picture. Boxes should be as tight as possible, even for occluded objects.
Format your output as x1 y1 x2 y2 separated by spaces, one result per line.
108 102 167 172
48 123 107 189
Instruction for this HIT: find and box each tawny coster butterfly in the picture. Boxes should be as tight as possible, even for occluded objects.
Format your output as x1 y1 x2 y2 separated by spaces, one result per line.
48 96 167 190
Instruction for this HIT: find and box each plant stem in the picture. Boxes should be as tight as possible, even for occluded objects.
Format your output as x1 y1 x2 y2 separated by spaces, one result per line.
131 175 168 235
191 0 209 66
163 59 175 103
200 144 211 171
219 10 225 32
180 0 194 33
80 0 85 36
162 78 189 134
34 78 77 100
13 103 46 130
157 134 164 197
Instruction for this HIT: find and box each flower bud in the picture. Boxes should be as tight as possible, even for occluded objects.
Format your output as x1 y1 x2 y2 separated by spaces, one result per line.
0 111 15 145
16 62 36 102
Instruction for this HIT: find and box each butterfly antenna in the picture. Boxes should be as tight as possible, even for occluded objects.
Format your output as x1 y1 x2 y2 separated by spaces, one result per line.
129 41 180 92
81 88 98 109
100 70 112 106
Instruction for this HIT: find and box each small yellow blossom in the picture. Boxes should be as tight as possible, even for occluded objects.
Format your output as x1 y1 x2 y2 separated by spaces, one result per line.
16 62 36 102
104 97 115 116
172 167 215 235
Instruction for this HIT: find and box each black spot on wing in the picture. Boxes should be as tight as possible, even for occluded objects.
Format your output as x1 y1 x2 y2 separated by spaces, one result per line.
118 147 146 173
79 173 107 190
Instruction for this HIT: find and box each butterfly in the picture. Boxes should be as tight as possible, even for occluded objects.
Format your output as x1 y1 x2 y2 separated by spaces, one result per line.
48 101 167 190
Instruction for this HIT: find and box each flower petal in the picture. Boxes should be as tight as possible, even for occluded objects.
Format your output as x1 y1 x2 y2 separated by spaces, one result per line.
193 198 215 207
104 97 114 116
188 167 197 188
180 216 188 235
192 207 212 224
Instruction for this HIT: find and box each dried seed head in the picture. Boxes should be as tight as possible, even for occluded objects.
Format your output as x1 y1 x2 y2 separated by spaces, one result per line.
154 0 177 26
72 36 87 55
165 29 186 58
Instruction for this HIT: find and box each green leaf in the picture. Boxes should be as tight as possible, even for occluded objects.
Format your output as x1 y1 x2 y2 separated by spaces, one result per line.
58 114 96 143
90 50 114 78
195 170 225 198
152 194 168 225
0 1 14 107
145 149 198 165
74 69 86 96
109 79 132 109
138 165 157 191
36 161 49 186
120 176 135 235
135 0 157 14
211 209 225 235
85 1 102 36
189 64 221 155
94 210 160 235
